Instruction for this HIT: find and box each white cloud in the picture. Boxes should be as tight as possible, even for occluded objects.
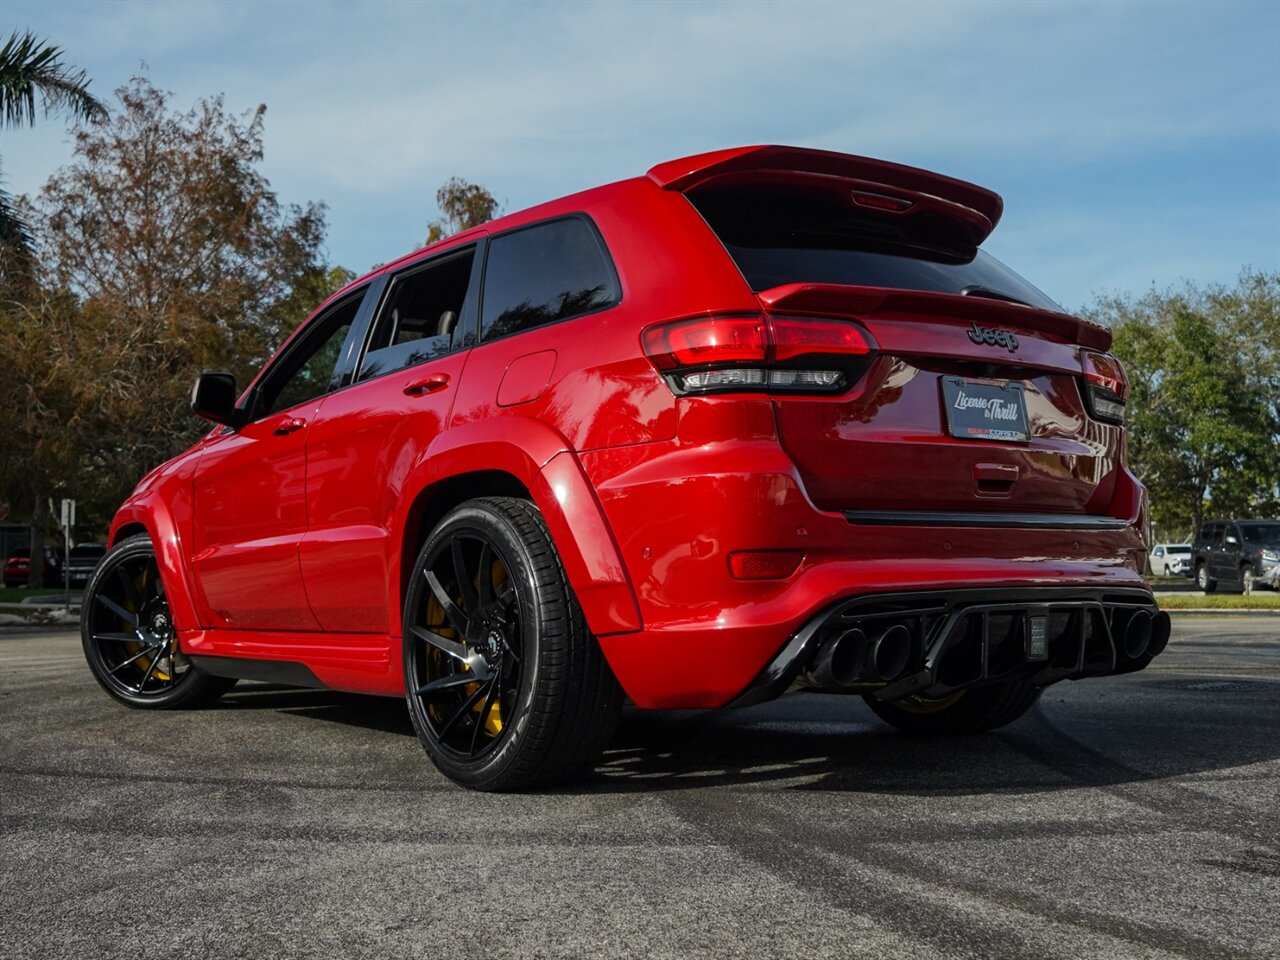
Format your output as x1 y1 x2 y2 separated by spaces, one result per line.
2 0 1277 302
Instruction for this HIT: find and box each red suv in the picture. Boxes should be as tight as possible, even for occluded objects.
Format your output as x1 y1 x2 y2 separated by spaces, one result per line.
81 146 1166 790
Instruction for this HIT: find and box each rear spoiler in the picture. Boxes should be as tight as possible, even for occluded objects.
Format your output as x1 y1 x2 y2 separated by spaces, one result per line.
648 145 1004 245
758 283 1112 352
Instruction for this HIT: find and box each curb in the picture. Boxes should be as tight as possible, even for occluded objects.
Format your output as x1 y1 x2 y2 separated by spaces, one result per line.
1162 608 1280 617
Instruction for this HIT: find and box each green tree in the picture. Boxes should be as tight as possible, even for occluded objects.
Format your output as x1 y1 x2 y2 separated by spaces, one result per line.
425 177 501 244
0 31 106 287
0 76 344 547
1085 270 1280 540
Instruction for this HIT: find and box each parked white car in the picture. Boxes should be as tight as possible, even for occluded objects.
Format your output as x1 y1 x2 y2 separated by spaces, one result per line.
1151 543 1192 576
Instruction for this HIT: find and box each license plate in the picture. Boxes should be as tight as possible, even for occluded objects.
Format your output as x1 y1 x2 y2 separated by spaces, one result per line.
941 377 1030 442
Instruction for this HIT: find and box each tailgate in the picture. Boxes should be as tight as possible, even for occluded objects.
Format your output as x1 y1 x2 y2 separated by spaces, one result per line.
664 146 1126 522
762 285 1118 517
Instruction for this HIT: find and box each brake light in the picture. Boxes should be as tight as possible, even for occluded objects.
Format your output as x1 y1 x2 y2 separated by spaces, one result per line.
850 190 914 213
642 315 874 395
1081 351 1128 424
643 316 767 370
770 317 872 362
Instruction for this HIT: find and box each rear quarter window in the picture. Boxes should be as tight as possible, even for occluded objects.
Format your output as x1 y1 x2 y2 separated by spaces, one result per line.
479 216 619 343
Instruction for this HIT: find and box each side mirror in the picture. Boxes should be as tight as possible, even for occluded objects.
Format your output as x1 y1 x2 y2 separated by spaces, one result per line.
190 372 241 426
1225 535 1238 546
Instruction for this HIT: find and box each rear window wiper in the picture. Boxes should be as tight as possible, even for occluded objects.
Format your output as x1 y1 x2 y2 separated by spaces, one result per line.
960 284 1032 307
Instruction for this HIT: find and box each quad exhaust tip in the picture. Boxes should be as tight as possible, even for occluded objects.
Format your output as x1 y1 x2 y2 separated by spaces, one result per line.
806 628 867 688
1118 608 1153 660
804 622 913 689
870 624 912 683
1148 610 1171 658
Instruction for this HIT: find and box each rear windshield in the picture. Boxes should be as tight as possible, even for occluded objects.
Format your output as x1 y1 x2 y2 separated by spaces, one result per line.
70 545 105 559
687 187 1063 312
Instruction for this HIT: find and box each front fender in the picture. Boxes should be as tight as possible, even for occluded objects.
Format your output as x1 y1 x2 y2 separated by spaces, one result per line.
395 417 642 636
109 485 203 634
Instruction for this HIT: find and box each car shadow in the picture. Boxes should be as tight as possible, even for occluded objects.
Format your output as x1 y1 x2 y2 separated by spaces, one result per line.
217 683 417 738
214 676 1280 796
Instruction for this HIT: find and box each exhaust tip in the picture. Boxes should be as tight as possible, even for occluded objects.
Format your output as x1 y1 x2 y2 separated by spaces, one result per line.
828 628 868 685
1121 609 1153 660
1148 610 1171 657
805 628 868 688
871 623 912 682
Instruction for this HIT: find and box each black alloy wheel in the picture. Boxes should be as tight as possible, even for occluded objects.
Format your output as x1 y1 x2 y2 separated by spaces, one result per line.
404 498 621 791
81 534 235 709
410 529 524 760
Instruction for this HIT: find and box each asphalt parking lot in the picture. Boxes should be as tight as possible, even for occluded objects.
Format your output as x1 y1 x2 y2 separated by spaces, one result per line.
2 617 1277 960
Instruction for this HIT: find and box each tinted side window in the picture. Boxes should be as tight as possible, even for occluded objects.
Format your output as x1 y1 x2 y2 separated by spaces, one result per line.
259 290 365 416
1241 522 1280 542
358 248 476 382
480 217 618 342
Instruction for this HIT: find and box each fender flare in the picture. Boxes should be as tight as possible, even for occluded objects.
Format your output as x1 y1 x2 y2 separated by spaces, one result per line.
393 418 642 637
108 496 204 633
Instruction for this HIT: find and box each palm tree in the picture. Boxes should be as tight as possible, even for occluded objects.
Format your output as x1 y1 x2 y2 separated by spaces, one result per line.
0 30 107 283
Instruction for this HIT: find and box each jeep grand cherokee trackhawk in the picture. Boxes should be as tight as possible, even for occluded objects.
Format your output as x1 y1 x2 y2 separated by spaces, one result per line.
81 146 1167 790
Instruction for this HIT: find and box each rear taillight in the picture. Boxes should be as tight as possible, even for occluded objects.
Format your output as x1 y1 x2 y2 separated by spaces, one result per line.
642 314 874 396
1081 351 1128 424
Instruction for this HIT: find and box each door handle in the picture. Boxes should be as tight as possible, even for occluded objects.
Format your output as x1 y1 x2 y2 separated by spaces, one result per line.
404 373 451 396
974 463 1019 482
974 462 1018 497
272 417 307 436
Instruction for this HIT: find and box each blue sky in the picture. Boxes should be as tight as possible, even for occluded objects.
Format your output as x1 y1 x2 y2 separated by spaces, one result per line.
3 0 1277 310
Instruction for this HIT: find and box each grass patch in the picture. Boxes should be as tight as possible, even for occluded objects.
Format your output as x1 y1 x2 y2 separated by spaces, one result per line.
1158 592 1280 610
0 587 80 604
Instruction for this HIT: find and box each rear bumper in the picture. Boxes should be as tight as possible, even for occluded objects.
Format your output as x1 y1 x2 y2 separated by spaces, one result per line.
583 434 1151 709
729 586 1165 708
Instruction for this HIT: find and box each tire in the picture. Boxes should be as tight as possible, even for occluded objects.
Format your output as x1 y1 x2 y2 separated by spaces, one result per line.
863 680 1041 735
1241 564 1255 596
81 534 237 709
1196 563 1218 594
403 497 622 791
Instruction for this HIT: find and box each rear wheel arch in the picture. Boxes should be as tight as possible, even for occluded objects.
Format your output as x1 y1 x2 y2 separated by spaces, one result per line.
400 470 534 616
394 428 642 638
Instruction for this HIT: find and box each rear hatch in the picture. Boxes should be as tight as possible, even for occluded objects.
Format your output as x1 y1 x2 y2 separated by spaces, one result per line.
658 147 1127 520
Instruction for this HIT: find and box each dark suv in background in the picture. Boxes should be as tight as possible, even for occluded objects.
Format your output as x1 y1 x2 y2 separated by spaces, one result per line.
1191 520 1280 594
63 543 107 587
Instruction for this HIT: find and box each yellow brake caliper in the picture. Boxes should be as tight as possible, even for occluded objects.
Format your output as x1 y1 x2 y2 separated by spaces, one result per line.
424 556 509 738
121 568 171 683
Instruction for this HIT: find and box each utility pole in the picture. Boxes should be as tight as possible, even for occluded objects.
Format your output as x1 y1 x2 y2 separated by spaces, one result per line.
60 499 75 612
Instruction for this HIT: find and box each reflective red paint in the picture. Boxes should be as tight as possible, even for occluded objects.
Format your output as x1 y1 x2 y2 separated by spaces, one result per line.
105 146 1153 711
